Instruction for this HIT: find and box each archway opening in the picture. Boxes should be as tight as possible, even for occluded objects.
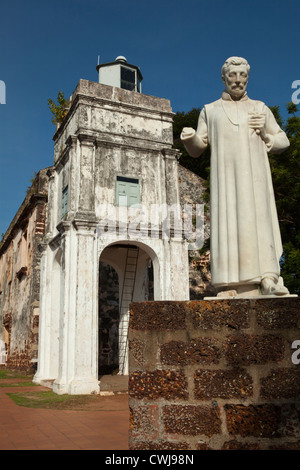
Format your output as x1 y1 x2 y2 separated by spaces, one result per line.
98 242 156 377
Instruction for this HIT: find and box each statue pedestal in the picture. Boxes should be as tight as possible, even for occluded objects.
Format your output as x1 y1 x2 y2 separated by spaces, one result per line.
129 298 300 450
206 280 297 300
205 293 298 300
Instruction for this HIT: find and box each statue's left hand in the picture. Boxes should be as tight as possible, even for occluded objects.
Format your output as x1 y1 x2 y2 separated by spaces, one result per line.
248 113 266 138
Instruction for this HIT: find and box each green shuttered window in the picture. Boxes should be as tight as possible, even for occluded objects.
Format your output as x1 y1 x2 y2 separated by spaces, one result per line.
116 176 140 206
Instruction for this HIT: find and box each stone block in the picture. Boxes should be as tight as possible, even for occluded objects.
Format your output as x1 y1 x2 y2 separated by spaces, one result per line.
163 404 221 437
194 369 253 400
261 368 300 399
130 405 160 441
160 338 222 366
225 333 285 365
189 299 250 330
268 442 300 450
196 442 211 450
225 404 281 437
278 404 300 438
221 440 260 450
130 302 187 331
254 298 300 329
129 338 145 367
129 370 188 400
130 440 190 450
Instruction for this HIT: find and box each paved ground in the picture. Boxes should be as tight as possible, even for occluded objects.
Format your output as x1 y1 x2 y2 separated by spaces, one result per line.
0 379 130 450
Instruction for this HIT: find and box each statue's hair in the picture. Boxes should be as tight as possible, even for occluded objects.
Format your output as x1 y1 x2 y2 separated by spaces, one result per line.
221 57 250 76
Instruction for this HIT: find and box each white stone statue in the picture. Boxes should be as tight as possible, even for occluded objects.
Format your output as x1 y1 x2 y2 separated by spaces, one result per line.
181 56 290 297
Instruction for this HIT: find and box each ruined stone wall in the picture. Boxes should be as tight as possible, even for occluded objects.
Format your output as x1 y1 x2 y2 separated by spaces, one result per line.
98 262 120 375
129 298 300 450
0 169 50 370
177 165 215 299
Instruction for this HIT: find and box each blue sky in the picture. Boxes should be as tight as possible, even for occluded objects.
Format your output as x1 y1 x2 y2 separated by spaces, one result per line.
0 0 299 236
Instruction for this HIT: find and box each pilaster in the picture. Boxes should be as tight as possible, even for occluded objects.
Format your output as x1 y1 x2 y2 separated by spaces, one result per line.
33 242 48 384
78 134 96 215
68 219 99 394
52 221 72 394
163 148 181 206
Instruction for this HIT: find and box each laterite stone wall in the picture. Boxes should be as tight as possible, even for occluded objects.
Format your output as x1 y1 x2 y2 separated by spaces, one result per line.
128 298 300 450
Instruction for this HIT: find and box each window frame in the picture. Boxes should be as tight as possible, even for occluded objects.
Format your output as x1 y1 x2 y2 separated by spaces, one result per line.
120 66 138 92
116 176 140 207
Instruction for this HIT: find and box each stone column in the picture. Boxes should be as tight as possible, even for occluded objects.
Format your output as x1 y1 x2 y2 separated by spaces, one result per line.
52 221 71 394
68 219 99 394
33 242 52 383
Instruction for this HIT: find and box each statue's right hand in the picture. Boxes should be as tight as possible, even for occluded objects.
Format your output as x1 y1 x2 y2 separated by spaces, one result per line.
180 127 196 140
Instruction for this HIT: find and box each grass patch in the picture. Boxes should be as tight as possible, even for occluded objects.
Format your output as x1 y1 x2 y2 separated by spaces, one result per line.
6 390 128 411
7 391 90 409
0 369 33 380
1 370 128 411
0 381 38 388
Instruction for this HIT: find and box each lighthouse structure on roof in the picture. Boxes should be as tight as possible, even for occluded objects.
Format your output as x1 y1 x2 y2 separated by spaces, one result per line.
96 55 143 92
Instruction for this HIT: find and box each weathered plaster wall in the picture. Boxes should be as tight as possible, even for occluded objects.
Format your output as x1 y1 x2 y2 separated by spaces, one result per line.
53 80 173 164
129 298 300 450
0 169 50 370
35 80 193 394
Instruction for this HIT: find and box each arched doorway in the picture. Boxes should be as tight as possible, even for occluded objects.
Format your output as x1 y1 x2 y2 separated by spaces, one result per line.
98 241 157 377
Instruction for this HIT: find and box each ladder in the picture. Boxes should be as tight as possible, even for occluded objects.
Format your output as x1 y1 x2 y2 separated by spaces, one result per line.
118 246 139 375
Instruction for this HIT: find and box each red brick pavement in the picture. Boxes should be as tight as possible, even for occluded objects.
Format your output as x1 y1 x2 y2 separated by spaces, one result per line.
0 384 129 450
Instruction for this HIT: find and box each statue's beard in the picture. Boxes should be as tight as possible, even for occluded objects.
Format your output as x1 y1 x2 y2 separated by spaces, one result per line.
230 86 246 97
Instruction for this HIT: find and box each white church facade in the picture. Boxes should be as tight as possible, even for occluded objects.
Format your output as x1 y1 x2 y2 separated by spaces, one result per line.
33 57 194 394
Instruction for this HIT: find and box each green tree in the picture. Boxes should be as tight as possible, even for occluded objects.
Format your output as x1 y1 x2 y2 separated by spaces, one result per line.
48 91 70 125
173 108 210 181
26 171 38 194
269 103 300 294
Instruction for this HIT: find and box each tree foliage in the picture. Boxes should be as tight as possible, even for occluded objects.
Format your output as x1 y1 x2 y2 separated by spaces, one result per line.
48 91 70 125
269 103 300 294
173 108 210 182
26 171 38 195
173 104 300 294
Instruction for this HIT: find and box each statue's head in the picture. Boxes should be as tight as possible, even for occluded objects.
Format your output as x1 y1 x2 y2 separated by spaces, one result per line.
221 56 250 100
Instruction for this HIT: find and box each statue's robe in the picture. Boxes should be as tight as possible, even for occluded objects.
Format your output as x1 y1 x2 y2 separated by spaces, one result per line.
181 92 290 287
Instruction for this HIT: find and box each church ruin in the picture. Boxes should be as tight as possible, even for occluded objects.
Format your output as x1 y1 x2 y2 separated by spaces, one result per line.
0 57 208 394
